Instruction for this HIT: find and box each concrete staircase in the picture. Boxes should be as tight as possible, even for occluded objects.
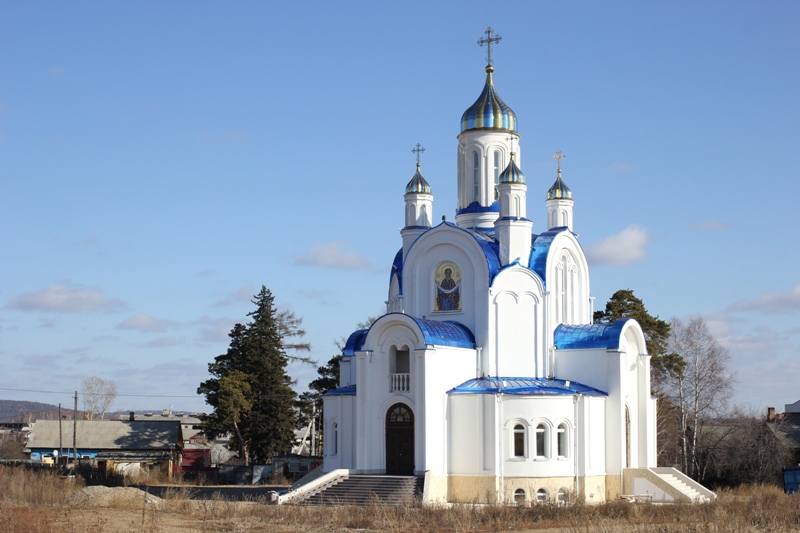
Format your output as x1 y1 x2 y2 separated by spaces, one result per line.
296 475 423 506
624 467 716 503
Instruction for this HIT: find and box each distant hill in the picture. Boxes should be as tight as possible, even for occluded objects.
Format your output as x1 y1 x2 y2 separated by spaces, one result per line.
0 400 63 422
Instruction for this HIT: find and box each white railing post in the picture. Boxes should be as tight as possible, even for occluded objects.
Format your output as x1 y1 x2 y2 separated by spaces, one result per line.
390 373 411 392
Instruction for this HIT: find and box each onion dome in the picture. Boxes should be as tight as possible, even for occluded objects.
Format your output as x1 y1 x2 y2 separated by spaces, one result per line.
461 66 517 133
547 168 572 200
405 163 431 194
498 152 525 184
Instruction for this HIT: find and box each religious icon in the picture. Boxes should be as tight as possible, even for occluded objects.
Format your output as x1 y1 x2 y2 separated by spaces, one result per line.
435 262 461 311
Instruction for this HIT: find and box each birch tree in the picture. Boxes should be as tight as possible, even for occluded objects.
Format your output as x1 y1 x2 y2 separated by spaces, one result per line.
81 376 117 420
666 316 733 480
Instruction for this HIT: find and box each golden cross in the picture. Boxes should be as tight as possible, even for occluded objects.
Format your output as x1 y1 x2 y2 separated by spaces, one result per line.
553 150 565 171
478 27 502 66
412 143 425 165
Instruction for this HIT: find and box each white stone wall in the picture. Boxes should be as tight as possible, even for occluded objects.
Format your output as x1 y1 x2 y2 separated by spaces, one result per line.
488 266 546 378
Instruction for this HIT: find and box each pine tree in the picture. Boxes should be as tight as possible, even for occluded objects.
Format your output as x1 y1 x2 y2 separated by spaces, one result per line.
198 287 299 465
593 289 682 384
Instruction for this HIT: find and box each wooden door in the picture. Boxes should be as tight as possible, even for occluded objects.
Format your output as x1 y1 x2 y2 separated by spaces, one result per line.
385 404 414 475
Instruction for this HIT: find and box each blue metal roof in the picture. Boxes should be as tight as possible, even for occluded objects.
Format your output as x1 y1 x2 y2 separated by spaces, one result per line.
413 317 475 348
456 200 500 216
390 248 403 295
323 384 357 397
528 227 565 288
341 314 476 356
447 377 607 397
528 227 582 288
342 329 369 357
553 319 633 350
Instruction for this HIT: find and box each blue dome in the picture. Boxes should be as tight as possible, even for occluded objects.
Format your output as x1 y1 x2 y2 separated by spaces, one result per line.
498 153 525 184
405 164 431 194
547 169 572 200
461 66 517 133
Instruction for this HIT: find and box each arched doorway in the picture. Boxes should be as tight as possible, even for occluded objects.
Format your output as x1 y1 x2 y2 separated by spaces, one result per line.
385 403 414 475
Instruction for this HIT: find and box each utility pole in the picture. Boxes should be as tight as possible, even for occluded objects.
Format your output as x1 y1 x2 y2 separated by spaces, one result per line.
73 391 78 468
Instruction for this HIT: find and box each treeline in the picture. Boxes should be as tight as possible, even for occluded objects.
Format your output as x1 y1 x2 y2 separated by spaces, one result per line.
0 400 63 423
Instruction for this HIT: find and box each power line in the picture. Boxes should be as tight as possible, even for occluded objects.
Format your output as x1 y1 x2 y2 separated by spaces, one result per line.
0 387 199 398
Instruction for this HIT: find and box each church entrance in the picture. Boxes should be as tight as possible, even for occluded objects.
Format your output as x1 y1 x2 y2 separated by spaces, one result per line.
385 403 414 475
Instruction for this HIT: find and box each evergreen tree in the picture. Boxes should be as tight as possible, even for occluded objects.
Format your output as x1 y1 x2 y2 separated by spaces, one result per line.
198 287 300 465
296 317 375 456
594 289 683 384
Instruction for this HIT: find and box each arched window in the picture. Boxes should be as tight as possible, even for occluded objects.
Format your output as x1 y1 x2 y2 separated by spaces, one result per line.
332 422 339 456
536 488 549 503
493 150 501 184
514 488 526 505
557 423 568 458
513 424 525 458
535 424 548 458
472 151 480 202
557 488 569 505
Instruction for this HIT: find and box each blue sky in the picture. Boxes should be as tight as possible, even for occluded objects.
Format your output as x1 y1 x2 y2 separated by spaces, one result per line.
1 1 798 415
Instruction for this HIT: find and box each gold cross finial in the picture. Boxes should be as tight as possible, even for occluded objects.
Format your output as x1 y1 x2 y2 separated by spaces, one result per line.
412 143 425 166
478 27 502 66
553 150 565 171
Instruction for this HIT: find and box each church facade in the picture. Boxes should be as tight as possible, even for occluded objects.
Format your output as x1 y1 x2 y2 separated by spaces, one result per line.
321 38 658 505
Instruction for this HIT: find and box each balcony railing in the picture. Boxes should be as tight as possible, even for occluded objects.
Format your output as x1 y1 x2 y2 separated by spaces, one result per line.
391 373 411 392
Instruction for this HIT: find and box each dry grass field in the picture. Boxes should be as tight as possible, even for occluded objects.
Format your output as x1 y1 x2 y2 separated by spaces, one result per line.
1 466 799 533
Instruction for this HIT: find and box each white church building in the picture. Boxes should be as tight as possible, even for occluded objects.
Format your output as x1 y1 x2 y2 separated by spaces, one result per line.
317 32 713 505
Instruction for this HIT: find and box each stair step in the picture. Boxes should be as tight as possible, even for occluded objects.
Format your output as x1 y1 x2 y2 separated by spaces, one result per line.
295 475 423 507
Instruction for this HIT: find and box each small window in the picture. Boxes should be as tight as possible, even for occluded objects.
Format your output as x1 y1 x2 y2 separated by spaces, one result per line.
557 487 569 505
332 422 339 456
493 150 501 185
535 424 547 458
536 488 549 503
557 423 568 458
513 424 525 457
514 488 526 505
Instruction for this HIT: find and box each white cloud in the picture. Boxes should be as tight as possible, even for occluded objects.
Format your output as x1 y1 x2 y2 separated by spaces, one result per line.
143 336 184 348
689 220 730 231
585 225 650 267
727 284 800 315
295 241 371 270
7 283 126 313
195 316 237 343
213 286 254 307
117 313 180 333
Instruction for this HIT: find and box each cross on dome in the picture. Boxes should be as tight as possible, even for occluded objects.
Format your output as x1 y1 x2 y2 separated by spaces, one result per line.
553 150 565 171
412 143 425 166
478 27 502 66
